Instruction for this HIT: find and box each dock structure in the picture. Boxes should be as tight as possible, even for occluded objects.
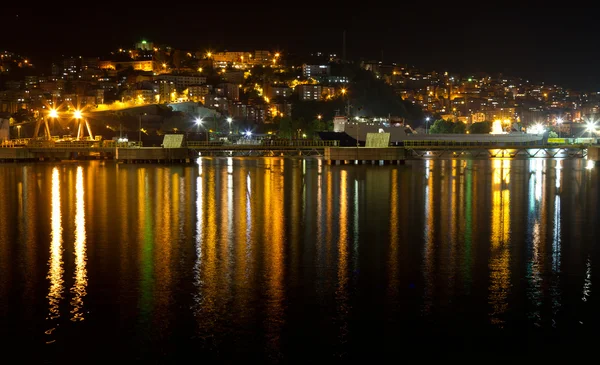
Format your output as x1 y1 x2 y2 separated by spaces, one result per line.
0 131 593 164
323 147 406 165
115 147 192 164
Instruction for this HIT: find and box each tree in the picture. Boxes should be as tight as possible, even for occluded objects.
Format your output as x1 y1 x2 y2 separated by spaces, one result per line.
429 119 454 134
311 118 330 134
453 122 467 134
277 116 294 138
469 121 492 134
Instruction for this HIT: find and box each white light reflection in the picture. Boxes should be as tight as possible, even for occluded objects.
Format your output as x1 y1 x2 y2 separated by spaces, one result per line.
535 159 543 202
555 160 562 189
46 167 63 342
586 159 595 170
246 173 252 244
227 161 233 244
582 257 591 302
70 166 87 321
551 168 562 327
193 164 204 298
227 157 233 175
197 157 203 176
527 159 544 327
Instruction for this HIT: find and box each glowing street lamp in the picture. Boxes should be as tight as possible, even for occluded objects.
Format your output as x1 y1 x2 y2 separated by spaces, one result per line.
227 117 233 134
196 118 208 142
557 118 563 138
317 114 322 120
74 110 82 119
49 109 58 118
425 117 431 134
586 121 596 139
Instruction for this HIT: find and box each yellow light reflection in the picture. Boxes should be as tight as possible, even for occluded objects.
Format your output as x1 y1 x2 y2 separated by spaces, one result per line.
316 161 325 279
155 169 173 315
194 168 217 333
264 159 285 358
336 170 349 346
70 166 87 321
387 169 399 296
218 163 232 282
423 159 434 314
235 167 250 306
488 159 511 326
46 167 64 341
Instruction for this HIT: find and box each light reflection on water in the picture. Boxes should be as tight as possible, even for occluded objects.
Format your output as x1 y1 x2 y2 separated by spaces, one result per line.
45 167 63 342
70 166 87 322
0 158 598 361
488 159 511 327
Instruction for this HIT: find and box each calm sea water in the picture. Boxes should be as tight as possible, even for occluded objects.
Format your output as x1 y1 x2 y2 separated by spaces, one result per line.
0 157 598 362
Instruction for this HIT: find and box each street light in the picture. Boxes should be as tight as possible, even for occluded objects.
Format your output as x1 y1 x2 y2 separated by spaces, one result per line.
557 118 563 138
196 118 208 143
425 117 431 134
227 117 232 135
586 121 596 140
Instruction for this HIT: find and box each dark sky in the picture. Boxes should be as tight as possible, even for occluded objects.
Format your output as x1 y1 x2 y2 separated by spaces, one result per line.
2 3 599 91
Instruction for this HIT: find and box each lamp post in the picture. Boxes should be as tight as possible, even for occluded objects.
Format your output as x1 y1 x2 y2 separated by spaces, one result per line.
425 117 430 134
355 116 360 147
138 113 142 146
557 118 563 138
16 125 21 138
586 122 596 141
196 118 208 143
227 117 232 135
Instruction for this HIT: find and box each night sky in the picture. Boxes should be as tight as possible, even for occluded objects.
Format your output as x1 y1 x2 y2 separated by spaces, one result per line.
3 4 598 91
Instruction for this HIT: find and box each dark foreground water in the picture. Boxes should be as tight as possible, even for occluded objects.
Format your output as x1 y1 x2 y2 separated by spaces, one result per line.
0 157 598 362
